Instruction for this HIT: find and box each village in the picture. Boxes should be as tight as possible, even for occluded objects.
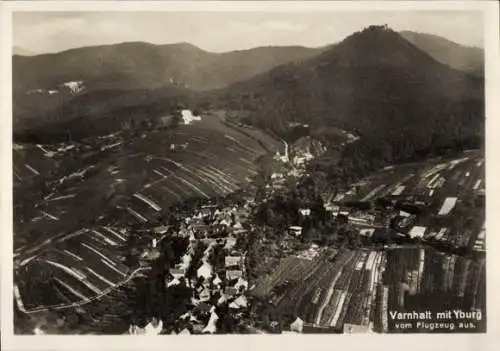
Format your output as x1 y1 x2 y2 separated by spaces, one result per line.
13 123 485 335
125 136 328 334
126 130 486 334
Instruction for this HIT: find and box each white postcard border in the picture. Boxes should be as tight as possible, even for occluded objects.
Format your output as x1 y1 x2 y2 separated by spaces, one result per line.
1 1 499 350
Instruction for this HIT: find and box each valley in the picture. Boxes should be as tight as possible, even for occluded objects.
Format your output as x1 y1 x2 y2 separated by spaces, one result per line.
11 24 486 335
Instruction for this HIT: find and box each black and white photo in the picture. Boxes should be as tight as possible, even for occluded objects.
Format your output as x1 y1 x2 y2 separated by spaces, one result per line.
2 2 497 345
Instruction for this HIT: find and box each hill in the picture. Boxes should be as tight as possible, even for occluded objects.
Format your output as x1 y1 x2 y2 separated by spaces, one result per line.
14 112 280 246
13 42 327 130
212 25 483 177
13 112 281 314
13 42 326 92
399 31 483 77
13 85 194 137
14 26 484 166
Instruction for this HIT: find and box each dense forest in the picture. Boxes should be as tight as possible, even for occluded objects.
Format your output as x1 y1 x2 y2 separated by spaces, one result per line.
216 28 484 187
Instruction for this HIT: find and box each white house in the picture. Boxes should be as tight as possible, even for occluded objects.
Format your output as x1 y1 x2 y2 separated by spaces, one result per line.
197 262 212 279
213 274 222 287
408 226 426 239
229 295 248 309
225 256 243 268
234 277 249 291
290 317 304 333
288 226 303 236
179 328 191 335
144 319 163 335
299 208 311 216
166 277 181 288
202 311 219 334
226 270 243 280
224 237 237 250
181 109 202 125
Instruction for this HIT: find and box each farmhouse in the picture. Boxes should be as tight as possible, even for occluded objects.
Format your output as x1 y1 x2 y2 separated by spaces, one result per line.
179 328 191 335
202 310 219 334
166 277 181 288
359 228 375 237
225 255 244 268
324 203 340 213
299 208 311 216
349 213 375 226
339 209 350 216
229 295 248 309
181 110 202 125
61 80 84 94
288 226 303 236
399 210 411 218
197 262 212 279
213 274 222 287
224 237 237 250
226 270 243 281
129 319 163 335
234 277 249 292
170 267 186 279
408 226 426 239
290 317 304 333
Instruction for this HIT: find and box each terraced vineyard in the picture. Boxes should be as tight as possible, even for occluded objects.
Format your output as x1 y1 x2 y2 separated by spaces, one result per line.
252 244 485 333
335 150 485 251
14 226 139 312
382 247 486 333
251 249 385 332
337 150 484 203
13 112 280 312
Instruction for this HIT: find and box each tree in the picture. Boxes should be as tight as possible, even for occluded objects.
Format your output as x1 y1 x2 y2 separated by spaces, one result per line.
186 242 207 279
170 113 182 128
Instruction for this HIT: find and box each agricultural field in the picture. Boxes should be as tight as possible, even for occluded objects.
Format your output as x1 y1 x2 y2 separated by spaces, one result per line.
13 112 280 311
251 248 385 332
252 245 485 333
14 226 137 313
14 113 279 245
337 150 484 204
381 247 486 333
13 143 58 184
335 150 485 251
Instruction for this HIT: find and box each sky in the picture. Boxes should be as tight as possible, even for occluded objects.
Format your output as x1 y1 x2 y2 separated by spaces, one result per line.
13 11 484 55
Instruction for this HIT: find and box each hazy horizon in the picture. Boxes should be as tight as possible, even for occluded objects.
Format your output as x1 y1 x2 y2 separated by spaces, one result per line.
13 11 483 55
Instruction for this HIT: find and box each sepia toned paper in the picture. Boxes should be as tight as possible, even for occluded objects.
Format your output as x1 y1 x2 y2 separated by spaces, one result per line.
1 1 499 351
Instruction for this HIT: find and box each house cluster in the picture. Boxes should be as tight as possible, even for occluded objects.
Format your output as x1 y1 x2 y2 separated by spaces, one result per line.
272 138 327 179
137 200 253 334
167 238 249 334
128 319 164 335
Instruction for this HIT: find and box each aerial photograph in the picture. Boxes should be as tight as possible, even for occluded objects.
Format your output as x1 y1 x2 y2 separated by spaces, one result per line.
11 10 485 335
